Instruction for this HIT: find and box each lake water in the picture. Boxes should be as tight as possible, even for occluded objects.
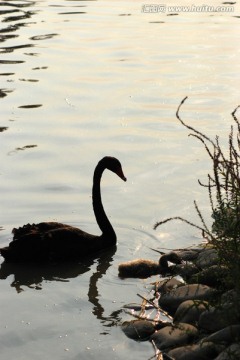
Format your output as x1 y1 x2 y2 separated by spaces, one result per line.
0 0 240 358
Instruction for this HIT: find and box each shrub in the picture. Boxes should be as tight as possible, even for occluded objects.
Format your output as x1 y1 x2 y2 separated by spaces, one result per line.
154 97 240 291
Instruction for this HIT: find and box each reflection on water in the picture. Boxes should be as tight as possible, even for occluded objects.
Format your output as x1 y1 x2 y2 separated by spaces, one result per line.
0 245 121 326
0 89 13 97
30 33 58 41
86 246 123 327
0 0 36 100
18 104 42 108
8 144 38 156
0 127 8 132
0 43 34 53
0 0 240 358
0 246 115 291
2 11 36 23
0 59 24 63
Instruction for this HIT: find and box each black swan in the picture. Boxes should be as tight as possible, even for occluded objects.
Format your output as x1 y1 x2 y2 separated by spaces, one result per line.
0 156 126 263
118 252 182 278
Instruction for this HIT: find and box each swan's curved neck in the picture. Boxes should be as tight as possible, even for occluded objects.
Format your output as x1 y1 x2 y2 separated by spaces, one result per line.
92 164 116 241
159 255 169 268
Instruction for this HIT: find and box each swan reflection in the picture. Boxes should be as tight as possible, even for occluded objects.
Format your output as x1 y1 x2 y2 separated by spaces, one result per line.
0 258 92 293
0 246 121 326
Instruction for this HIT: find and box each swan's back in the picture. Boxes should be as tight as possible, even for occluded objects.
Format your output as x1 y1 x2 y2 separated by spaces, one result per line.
2 222 107 262
12 222 68 240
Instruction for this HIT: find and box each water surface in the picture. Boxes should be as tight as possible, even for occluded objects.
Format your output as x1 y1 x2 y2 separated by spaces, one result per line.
0 0 240 358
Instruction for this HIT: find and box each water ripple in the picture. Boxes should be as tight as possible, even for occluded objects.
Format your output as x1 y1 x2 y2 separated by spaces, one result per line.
0 126 8 133
58 11 86 15
0 23 32 33
0 34 18 42
7 144 38 156
19 78 39 82
2 11 37 23
30 33 58 41
18 104 42 109
0 88 14 97
0 1 36 8
0 43 34 53
0 59 24 64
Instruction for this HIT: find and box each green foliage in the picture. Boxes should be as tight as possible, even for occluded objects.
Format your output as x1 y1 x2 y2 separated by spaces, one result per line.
212 200 240 239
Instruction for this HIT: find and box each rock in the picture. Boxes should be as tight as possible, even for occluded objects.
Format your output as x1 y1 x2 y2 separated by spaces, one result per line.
122 302 155 311
167 341 222 360
221 289 238 305
199 304 240 332
202 324 240 345
167 344 195 359
195 249 218 269
150 323 198 350
188 265 230 288
174 263 199 280
156 277 183 294
121 320 155 341
214 343 240 360
174 300 209 325
176 249 201 261
159 284 216 314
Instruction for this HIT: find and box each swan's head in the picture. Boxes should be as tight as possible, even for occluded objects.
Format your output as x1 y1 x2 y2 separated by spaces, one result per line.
101 156 127 182
159 252 183 268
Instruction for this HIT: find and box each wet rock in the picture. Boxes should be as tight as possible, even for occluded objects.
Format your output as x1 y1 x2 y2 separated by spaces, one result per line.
199 304 240 332
167 341 222 360
173 263 199 280
202 324 240 345
174 299 209 325
188 265 230 288
121 320 155 341
215 343 240 360
159 284 216 314
156 277 183 294
221 289 238 305
150 323 198 350
122 302 155 311
195 248 218 269
176 249 201 262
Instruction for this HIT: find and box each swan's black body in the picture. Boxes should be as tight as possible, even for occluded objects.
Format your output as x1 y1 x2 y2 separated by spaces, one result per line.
0 157 126 263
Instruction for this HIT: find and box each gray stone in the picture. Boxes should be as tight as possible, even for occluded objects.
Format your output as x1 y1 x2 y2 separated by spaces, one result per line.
159 284 216 314
199 304 240 332
121 320 155 341
221 290 238 305
215 343 240 360
174 263 199 280
167 341 222 360
188 265 230 288
176 249 201 261
174 300 209 325
203 325 240 345
157 277 183 294
150 322 198 350
195 248 218 269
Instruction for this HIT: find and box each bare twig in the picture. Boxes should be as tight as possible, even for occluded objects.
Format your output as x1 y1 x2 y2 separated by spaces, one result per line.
137 293 173 321
176 96 215 147
194 200 211 234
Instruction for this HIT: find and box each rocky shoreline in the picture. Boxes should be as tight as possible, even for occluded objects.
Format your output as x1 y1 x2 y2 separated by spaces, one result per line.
119 246 240 359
